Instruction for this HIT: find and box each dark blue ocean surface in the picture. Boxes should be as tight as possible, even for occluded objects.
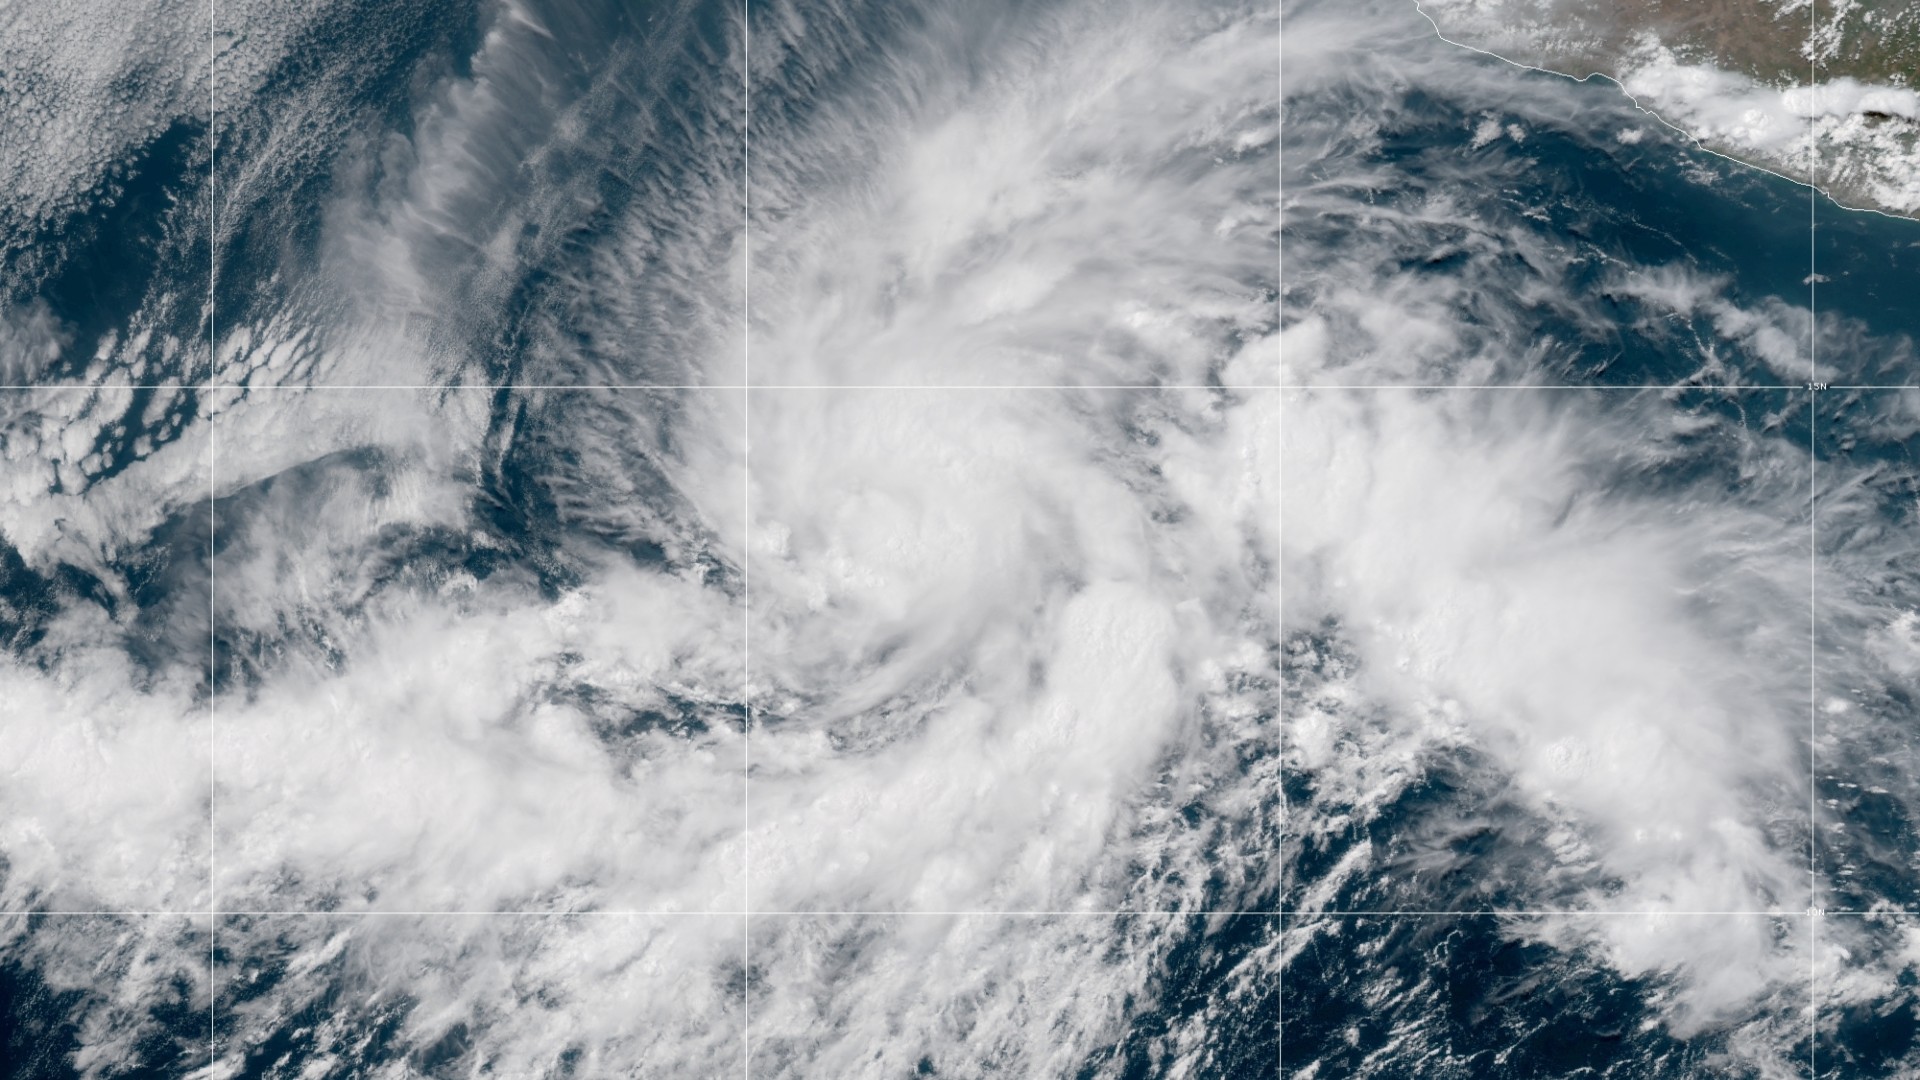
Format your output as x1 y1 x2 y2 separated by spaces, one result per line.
1280 1 1920 1077
0 0 1282 1075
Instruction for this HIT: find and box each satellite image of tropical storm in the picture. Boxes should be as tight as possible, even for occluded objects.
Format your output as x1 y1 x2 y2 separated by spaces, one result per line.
1 0 1917 1075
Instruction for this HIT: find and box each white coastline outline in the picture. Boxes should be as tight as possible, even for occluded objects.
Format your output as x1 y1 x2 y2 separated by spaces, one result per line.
1410 0 1917 223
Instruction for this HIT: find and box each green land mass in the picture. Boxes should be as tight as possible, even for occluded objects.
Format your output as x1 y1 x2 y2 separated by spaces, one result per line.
1423 0 1920 216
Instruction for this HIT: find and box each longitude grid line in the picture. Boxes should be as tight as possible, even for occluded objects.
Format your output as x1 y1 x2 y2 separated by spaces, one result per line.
206 0 217 1065
741 3 753 1078
1274 0 1284 1075
1808 1 1820 1075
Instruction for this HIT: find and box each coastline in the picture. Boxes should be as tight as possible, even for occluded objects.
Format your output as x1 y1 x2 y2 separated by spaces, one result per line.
1409 0 1920 223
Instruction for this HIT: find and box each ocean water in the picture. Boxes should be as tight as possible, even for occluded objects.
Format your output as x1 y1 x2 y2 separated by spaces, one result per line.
22 0 1920 1072
0 0 1279 1076
1284 1 1920 1076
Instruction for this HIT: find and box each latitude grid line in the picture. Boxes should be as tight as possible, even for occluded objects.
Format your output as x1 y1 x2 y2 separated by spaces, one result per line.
41 383 1920 391
7 903 1290 910
30 907 1920 917
0 383 1286 391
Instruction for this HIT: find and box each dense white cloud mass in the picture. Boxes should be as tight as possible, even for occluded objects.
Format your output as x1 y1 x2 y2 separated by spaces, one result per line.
0 0 1278 1074
747 388 1276 914
26 0 1920 1070
1286 386 1812 1027
745 0 1278 388
1282 0 1920 1074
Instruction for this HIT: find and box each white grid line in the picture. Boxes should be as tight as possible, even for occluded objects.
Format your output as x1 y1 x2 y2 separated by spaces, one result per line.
11 907 1841 918
23 907 1911 918
3 908 1287 918
1275 0 1285 1073
1278 384 1802 391
1283 910 1807 918
0 383 1285 392
741 4 754 1077
206 0 218 1064
30 382 1920 392
1808 3 1822 1074
25 382 1920 392
36 907 1920 917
